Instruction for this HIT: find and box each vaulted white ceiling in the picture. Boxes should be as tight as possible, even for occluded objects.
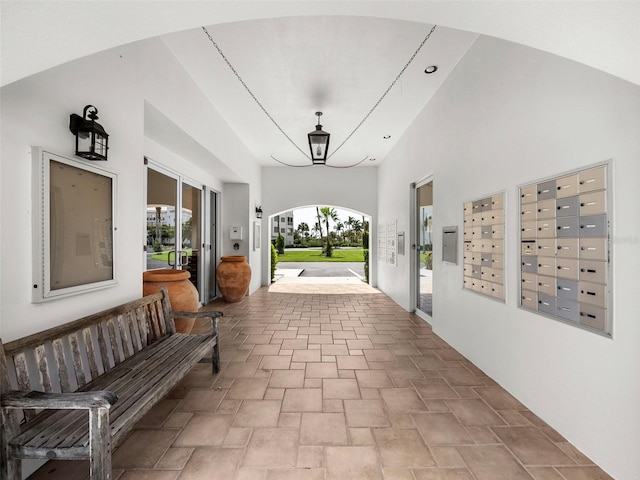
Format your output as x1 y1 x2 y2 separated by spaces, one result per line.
162 17 477 167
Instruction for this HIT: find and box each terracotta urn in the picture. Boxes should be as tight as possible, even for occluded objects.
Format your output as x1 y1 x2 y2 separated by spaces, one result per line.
143 269 198 333
216 255 251 303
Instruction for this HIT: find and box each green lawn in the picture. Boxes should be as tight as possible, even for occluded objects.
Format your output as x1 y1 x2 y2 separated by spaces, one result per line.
150 249 192 261
277 248 365 262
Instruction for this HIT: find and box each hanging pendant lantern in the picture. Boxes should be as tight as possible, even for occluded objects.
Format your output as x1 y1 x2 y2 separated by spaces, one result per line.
307 111 330 165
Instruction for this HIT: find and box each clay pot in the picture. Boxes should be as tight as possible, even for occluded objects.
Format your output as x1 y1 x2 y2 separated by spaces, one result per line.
143 269 198 333
216 256 251 303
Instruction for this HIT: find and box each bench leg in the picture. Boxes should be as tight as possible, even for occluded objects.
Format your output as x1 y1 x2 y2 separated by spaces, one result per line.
212 341 220 374
1 409 22 480
89 408 112 480
0 458 20 480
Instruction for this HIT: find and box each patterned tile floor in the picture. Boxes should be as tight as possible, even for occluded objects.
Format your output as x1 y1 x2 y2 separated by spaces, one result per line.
31 287 612 480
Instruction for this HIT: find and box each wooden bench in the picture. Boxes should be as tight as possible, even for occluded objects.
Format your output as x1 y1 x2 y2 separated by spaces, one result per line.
0 287 222 480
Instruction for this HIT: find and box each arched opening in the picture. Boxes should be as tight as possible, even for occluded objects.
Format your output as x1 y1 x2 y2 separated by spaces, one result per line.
267 205 374 294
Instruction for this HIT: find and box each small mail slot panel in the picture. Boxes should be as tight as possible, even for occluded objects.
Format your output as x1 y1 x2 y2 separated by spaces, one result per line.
521 289 538 310
537 275 556 296
537 180 557 201
579 237 607 261
579 281 606 308
556 174 579 198
556 298 580 322
491 224 505 239
556 258 579 280
521 241 536 256
555 195 579 217
536 199 556 219
521 256 538 274
490 283 504 299
579 259 607 284
521 205 537 222
490 268 504 284
538 294 557 315
521 272 537 290
537 256 556 276
537 219 556 238
520 184 537 204
556 278 579 301
556 238 579 258
579 304 607 332
556 216 580 238
579 191 606 216
578 166 606 193
521 220 537 239
579 214 607 237
536 238 555 255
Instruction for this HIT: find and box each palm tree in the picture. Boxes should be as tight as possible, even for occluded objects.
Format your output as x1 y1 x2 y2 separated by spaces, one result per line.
351 218 363 245
297 222 310 241
311 221 322 239
315 207 324 241
320 206 339 257
335 221 344 243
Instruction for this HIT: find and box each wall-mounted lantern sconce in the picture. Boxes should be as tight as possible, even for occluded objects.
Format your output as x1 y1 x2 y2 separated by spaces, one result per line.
308 111 330 165
255 206 263 219
69 105 109 161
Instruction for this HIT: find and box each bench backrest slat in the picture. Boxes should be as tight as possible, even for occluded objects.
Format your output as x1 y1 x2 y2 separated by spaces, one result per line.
135 306 149 347
116 314 130 358
83 326 100 380
106 318 121 366
35 344 53 392
52 338 71 393
69 332 87 388
13 352 31 391
96 322 111 373
126 311 141 353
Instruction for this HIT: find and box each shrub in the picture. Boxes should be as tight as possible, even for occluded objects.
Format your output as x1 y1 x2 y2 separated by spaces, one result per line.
152 240 163 253
424 251 433 270
270 243 278 281
363 249 369 283
276 234 285 254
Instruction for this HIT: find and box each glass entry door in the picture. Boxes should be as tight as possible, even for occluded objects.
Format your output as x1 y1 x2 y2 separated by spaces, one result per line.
416 179 433 316
146 166 203 301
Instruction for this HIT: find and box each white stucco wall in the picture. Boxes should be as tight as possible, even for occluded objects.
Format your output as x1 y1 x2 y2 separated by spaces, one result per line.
379 35 640 479
0 37 262 345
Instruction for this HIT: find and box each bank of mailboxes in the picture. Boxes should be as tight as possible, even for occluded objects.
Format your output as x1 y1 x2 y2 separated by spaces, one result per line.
463 192 505 301
519 165 610 334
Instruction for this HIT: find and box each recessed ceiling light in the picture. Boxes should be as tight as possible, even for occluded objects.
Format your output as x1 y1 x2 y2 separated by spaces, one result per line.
424 65 438 74
383 135 391 139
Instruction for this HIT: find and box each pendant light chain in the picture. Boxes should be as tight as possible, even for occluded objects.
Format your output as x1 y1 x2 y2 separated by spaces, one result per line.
202 26 311 160
201 24 438 164
328 24 437 159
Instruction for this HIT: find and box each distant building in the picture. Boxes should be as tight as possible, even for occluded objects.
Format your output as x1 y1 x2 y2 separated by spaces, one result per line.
271 210 294 245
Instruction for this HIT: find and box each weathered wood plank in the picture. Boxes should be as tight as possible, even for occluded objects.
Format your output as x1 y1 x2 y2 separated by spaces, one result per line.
106 319 121 366
148 303 161 341
13 352 31 391
52 338 71 393
159 288 175 335
127 311 141 353
116 314 133 359
83 327 99 381
69 332 87 388
135 306 149 348
34 344 53 393
89 408 111 480
96 323 111 373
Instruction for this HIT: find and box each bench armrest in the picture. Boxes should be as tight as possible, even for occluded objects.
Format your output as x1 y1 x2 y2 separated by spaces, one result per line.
2 390 118 410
